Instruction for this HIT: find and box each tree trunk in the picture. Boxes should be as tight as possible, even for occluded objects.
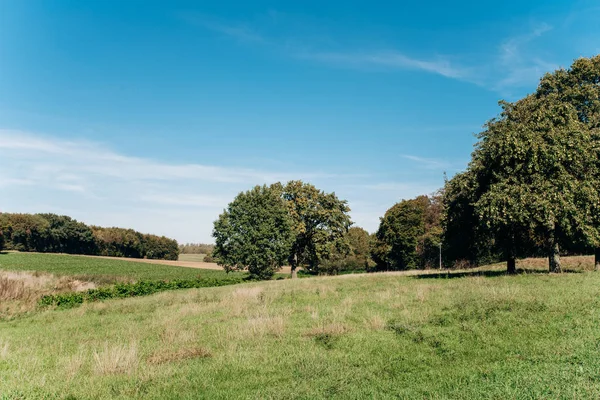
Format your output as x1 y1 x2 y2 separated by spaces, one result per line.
549 241 561 273
595 248 600 271
507 257 516 274
290 252 298 279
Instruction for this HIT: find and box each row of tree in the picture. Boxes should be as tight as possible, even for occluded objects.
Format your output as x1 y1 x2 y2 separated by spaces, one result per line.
179 243 215 255
212 56 600 278
443 55 600 273
0 213 179 260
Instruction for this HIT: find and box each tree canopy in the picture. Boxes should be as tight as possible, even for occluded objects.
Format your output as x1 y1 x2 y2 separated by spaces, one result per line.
283 181 352 277
372 195 442 271
444 55 600 272
212 181 353 279
212 184 294 280
320 226 375 275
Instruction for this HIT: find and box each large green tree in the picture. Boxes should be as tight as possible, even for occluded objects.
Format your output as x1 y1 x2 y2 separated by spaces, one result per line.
320 226 375 274
535 56 600 270
282 181 352 277
372 195 441 271
444 56 600 273
212 184 293 280
458 93 596 273
442 171 494 268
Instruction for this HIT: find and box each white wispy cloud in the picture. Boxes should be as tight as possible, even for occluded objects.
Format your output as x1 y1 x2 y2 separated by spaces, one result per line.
183 12 565 94
492 23 558 93
0 130 329 241
2 129 441 241
181 13 467 80
499 23 553 63
401 154 450 170
178 13 266 43
139 194 231 208
0 130 329 184
298 50 467 79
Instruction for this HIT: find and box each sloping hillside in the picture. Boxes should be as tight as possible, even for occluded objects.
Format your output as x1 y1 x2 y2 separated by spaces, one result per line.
1 268 600 399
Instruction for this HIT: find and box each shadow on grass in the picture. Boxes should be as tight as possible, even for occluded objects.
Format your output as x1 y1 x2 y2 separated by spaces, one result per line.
413 268 584 280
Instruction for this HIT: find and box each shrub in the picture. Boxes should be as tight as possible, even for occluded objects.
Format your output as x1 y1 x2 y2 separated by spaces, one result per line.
38 276 246 308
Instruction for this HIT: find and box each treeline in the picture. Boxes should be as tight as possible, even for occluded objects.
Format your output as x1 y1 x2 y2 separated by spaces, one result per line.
0 213 179 261
212 56 600 278
179 243 215 254
373 55 600 273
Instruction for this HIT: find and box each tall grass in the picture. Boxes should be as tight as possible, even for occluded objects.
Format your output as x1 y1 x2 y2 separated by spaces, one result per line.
1 269 600 398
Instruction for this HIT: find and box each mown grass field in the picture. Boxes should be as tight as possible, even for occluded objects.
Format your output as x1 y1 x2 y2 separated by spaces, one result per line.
178 254 207 262
0 252 242 285
1 258 600 399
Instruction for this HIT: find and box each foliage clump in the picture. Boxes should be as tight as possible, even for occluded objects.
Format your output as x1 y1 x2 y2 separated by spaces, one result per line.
39 276 245 308
212 181 353 279
371 194 442 270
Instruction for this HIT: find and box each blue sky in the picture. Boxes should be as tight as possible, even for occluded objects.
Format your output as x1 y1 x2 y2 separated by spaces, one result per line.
1 0 599 243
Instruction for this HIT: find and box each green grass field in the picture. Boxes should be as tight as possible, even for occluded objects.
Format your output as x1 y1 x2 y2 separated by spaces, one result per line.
2 260 600 398
178 253 207 262
0 252 241 284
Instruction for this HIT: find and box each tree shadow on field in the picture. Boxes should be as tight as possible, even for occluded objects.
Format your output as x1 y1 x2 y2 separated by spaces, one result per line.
412 268 583 280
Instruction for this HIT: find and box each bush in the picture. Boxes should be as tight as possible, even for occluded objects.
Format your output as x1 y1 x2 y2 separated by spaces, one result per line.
38 276 246 308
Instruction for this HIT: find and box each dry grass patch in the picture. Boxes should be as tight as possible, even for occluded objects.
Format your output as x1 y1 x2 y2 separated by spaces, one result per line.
231 286 264 301
147 347 212 365
92 342 138 375
160 324 197 345
304 322 350 350
246 314 286 338
0 339 9 359
221 286 265 316
0 276 28 301
304 321 350 338
62 350 87 380
517 255 595 271
364 314 386 331
0 271 97 318
415 285 431 303
313 284 335 298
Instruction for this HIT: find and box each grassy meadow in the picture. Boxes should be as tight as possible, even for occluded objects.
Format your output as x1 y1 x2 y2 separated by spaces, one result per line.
0 252 238 284
1 255 600 398
0 252 248 319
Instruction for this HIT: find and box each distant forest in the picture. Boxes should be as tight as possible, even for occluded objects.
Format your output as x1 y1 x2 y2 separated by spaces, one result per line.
0 213 179 261
179 243 215 255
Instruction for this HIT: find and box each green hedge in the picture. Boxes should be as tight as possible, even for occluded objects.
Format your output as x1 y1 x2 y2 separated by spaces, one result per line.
39 276 245 308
